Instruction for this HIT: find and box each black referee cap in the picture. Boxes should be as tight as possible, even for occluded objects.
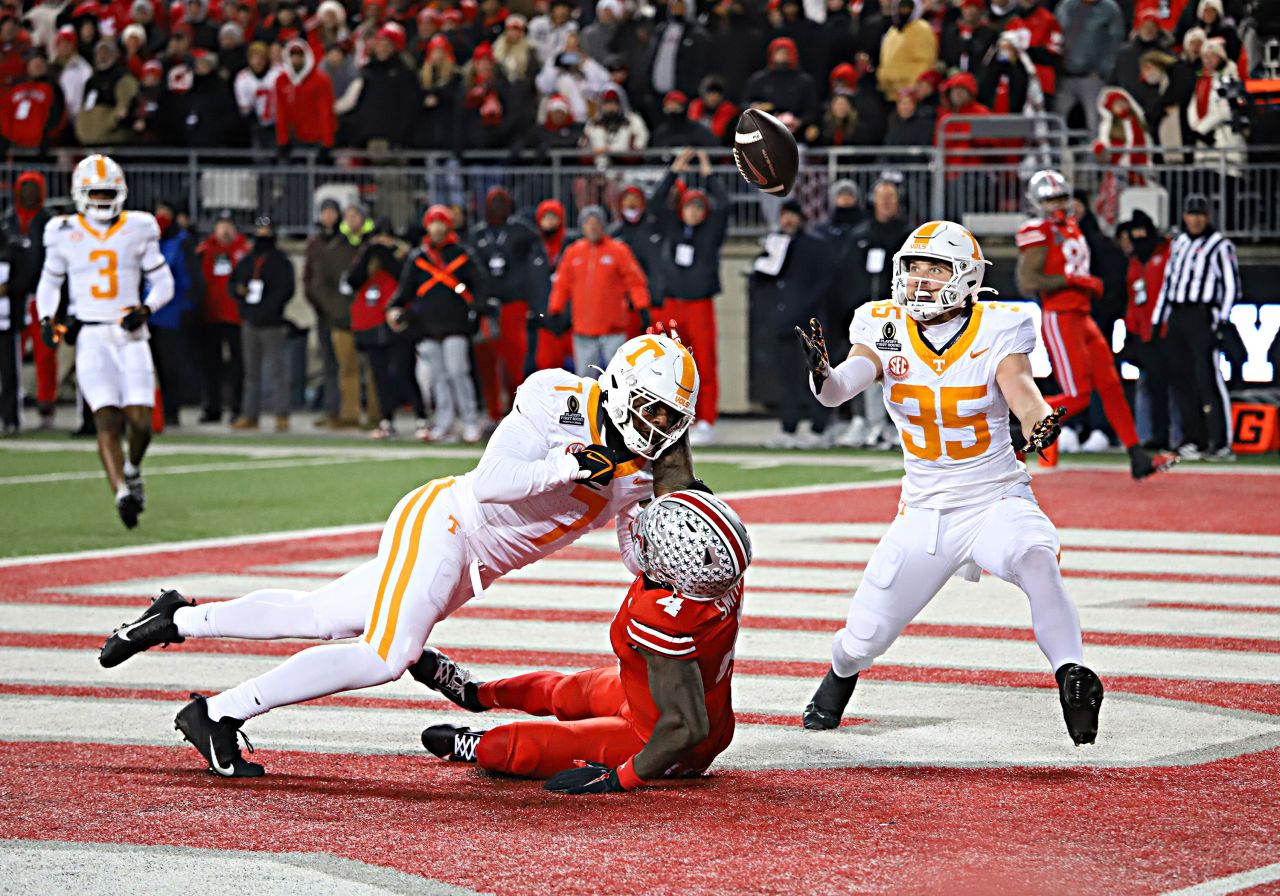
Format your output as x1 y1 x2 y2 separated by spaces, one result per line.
1184 194 1211 215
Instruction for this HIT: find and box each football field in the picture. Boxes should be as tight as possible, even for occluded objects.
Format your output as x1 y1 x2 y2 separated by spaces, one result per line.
1 436 1279 895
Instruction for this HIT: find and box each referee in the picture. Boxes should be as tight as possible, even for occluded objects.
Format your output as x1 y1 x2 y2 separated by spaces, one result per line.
1152 194 1240 461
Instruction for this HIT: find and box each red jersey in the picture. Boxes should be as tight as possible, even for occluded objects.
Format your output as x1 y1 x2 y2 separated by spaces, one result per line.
1015 216 1093 313
196 233 251 325
1 80 63 148
1124 238 1171 343
351 268 398 332
610 574 742 758
1002 8 1062 96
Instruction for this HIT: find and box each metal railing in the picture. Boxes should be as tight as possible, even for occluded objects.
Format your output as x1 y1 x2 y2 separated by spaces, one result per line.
7 143 1278 241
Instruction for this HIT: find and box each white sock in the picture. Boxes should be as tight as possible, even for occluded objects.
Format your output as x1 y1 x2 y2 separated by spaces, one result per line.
206 642 394 722
175 589 343 641
123 460 139 477
1011 545 1084 670
114 483 129 501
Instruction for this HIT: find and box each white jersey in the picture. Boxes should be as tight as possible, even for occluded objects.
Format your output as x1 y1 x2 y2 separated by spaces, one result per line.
453 368 654 575
39 212 167 323
852 300 1038 510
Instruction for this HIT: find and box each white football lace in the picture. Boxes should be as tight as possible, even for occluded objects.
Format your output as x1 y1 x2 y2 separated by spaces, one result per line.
453 732 478 762
434 657 472 699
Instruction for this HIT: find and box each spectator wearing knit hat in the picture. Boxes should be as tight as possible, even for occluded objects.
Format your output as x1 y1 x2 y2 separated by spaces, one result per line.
741 37 819 135
1175 0 1241 62
885 84 936 148
650 89 717 146
650 148 729 444
346 22 419 149
609 182 666 312
772 0 826 87
935 71 994 215
527 0 577 64
688 75 739 146
1187 36 1245 187
1 52 65 153
1115 9 1177 99
811 58 887 146
183 49 241 147
547 205 650 379
584 83 648 162
877 0 937 102
581 0 622 65
976 31 1046 117
458 41 513 151
275 39 336 151
1003 0 1064 105
534 31 610 123
74 39 139 145
417 33 460 149
218 22 249 77
940 0 998 75
53 26 92 118
234 40 280 149
308 0 350 60
492 14 537 89
183 0 220 51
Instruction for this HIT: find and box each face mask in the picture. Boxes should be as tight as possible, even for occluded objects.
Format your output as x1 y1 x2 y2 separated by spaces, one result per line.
254 234 276 250
621 207 642 223
996 51 1009 62
155 212 173 232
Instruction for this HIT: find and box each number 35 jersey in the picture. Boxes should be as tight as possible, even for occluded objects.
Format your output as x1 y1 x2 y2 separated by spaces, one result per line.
852 300 1038 510
42 212 166 323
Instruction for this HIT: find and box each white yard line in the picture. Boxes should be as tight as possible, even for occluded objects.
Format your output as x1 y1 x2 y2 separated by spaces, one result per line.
0 455 412 486
1160 863 1280 896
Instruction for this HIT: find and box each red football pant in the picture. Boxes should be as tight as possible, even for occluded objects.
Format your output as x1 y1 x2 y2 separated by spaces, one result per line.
1041 310 1138 448
25 316 58 405
534 329 574 373
660 297 718 424
474 667 644 778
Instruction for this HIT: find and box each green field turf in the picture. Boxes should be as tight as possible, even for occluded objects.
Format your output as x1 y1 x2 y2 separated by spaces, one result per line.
0 436 902 558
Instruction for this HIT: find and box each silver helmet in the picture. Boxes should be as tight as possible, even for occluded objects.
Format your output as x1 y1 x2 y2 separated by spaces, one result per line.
638 491 752 599
1026 169 1071 217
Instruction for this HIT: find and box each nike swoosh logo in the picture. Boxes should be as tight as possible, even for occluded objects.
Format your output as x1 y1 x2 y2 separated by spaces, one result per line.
970 348 990 359
114 614 157 642
742 154 770 186
209 736 235 775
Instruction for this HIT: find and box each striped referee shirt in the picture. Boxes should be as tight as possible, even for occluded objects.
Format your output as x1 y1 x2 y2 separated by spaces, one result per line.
1153 229 1241 325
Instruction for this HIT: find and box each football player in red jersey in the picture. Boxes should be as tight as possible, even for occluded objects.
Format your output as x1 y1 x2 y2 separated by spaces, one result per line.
412 488 751 794
1015 169 1175 480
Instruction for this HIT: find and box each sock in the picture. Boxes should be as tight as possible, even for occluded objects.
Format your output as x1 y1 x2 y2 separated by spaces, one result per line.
206 679 268 722
173 604 216 638
114 483 129 501
123 460 139 477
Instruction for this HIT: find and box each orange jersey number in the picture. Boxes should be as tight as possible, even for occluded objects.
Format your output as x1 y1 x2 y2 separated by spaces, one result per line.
89 249 118 300
891 383 992 461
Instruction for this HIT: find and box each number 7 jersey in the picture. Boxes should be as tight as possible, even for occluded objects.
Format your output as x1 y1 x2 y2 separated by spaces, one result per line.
852 300 1038 509
41 212 166 323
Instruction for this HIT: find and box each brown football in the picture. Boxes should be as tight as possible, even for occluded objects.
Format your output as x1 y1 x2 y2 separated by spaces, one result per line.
732 108 800 197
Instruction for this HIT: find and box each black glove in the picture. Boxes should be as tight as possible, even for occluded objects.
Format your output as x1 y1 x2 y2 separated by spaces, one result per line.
39 317 64 348
544 761 626 794
794 317 832 393
120 305 151 332
1027 406 1067 456
546 312 571 337
638 307 652 331
572 443 630 490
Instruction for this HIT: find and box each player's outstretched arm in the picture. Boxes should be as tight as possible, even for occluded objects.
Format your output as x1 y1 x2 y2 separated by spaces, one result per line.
995 352 1062 449
545 649 709 794
798 317 881 408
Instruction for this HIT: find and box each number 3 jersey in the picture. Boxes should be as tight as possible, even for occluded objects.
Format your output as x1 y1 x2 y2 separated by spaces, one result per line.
610 575 743 746
40 212 167 323
852 300 1038 510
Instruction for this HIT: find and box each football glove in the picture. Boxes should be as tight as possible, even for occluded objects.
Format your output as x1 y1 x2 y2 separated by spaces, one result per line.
572 443 630 490
120 304 150 332
544 761 626 795
1027 406 1067 456
795 317 831 393
545 312 571 336
39 317 66 349
1066 273 1104 299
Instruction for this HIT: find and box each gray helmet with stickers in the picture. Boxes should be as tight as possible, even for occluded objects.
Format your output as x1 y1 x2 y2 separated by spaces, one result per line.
638 490 752 599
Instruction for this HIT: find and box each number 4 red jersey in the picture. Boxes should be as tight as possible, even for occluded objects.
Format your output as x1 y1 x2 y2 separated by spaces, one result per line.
609 574 742 762
1015 216 1093 313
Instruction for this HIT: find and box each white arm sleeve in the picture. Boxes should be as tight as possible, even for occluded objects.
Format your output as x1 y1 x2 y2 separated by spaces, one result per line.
35 266 65 320
811 355 879 407
469 408 582 504
143 259 175 313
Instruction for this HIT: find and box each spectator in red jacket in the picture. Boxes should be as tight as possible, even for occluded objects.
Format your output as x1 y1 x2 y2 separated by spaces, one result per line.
1 53 65 151
547 205 650 378
195 212 251 423
688 74 738 146
531 197 575 371
935 71 993 215
1002 0 1063 105
275 38 335 150
1121 210 1173 450
0 15 32 100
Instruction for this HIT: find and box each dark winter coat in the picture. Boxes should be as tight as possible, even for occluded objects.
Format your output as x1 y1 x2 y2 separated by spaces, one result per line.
230 242 296 326
749 228 834 332
350 55 422 148
389 235 487 339
469 218 546 303
652 171 729 300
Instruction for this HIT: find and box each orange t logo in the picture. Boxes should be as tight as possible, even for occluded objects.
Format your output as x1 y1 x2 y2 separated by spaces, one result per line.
625 337 666 366
447 515 460 534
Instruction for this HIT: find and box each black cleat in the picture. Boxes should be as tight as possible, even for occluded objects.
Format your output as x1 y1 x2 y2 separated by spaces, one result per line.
802 668 859 730
1129 445 1177 480
99 589 194 668
125 471 146 512
421 724 484 762
409 647 489 713
116 491 142 529
174 694 265 777
1056 663 1104 745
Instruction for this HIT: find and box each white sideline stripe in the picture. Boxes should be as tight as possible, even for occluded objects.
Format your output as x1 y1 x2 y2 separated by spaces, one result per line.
0 456 409 486
1159 863 1280 896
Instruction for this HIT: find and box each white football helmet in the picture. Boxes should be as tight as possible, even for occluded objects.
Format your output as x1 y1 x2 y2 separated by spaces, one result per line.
600 333 699 460
72 154 128 223
1026 168 1071 220
891 220 994 322
638 490 752 599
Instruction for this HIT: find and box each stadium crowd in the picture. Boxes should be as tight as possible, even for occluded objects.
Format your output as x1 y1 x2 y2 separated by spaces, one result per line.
0 0 1264 162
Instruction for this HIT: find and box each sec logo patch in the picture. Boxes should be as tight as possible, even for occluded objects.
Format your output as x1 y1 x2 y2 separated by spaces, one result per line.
886 355 910 380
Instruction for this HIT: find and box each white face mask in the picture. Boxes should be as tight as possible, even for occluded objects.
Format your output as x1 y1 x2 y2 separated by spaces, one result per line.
621 207 642 223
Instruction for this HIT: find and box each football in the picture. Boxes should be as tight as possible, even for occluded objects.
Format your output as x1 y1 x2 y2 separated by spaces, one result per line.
732 108 800 197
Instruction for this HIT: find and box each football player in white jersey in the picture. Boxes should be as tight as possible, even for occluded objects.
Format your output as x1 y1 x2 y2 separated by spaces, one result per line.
35 154 174 529
794 221 1105 746
97 333 706 776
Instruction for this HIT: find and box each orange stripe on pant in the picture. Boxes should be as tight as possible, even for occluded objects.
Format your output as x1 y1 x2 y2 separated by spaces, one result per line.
375 478 454 661
475 667 645 778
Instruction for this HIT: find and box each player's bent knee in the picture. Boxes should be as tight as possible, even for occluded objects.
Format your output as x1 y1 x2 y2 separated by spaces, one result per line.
474 726 529 776
1009 542 1062 586
832 618 889 675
